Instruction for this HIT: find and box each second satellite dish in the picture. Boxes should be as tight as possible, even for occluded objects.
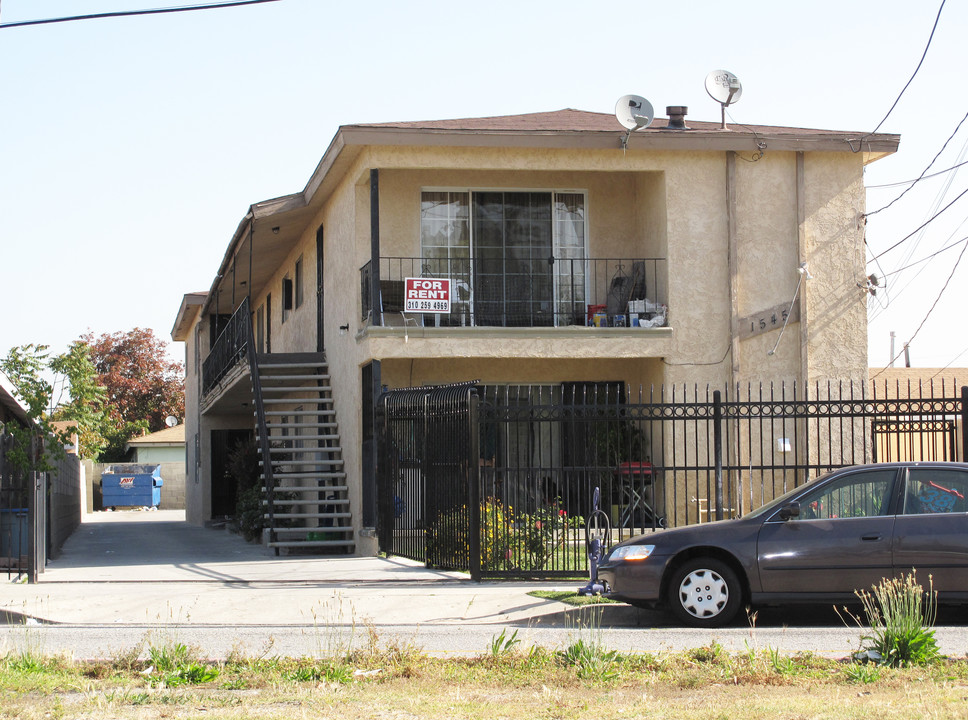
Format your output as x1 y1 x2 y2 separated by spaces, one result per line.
705 70 742 129
705 70 742 106
615 95 655 130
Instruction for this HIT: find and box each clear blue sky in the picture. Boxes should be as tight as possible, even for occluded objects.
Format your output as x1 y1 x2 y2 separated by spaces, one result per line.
1 0 965 372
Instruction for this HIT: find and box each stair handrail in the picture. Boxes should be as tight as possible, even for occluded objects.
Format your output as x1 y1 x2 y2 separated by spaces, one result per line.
239 296 277 544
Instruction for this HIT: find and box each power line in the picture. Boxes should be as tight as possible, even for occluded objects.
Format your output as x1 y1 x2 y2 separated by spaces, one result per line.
871 234 968 378
866 158 968 188
868 0 946 136
876 235 968 278
866 107 968 215
930 343 968 378
870 184 968 261
0 0 281 29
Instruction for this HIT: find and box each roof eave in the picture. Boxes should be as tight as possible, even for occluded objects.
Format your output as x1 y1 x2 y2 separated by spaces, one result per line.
333 125 901 157
171 292 207 342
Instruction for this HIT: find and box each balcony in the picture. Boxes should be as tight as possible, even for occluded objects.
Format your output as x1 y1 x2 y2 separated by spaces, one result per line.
361 257 667 329
202 298 251 398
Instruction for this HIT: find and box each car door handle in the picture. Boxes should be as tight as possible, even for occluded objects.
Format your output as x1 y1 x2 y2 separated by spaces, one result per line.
861 534 883 542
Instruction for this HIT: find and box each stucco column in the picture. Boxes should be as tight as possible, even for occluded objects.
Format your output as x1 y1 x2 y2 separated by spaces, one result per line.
727 151 740 388
796 152 808 386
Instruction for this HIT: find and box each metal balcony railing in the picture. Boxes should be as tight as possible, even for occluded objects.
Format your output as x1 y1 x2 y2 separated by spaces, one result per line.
202 297 250 395
361 256 667 329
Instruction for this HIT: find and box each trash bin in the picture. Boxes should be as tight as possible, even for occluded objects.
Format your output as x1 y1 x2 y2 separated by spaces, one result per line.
0 508 28 558
100 464 164 509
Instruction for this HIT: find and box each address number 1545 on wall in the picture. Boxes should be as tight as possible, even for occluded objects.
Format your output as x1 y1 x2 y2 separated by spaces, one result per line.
738 302 800 340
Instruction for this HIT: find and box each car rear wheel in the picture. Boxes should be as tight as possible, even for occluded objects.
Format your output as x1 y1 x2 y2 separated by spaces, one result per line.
667 558 742 628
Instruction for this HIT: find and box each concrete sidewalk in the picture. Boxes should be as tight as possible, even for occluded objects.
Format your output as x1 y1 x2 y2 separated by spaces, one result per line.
1 510 578 627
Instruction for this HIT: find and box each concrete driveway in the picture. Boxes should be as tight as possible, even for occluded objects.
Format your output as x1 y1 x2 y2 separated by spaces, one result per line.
2 510 563 627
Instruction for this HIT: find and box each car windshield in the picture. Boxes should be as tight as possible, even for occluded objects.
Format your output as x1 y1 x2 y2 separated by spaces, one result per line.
740 469 838 520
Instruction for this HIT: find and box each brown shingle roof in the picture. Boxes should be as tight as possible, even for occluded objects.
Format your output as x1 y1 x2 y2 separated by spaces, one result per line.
355 108 866 137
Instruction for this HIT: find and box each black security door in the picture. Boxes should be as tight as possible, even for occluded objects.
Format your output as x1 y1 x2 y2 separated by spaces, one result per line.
472 192 554 327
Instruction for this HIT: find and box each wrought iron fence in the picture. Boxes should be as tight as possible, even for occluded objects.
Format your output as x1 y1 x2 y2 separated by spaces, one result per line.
378 379 967 580
0 429 28 581
361 256 667 329
0 428 79 582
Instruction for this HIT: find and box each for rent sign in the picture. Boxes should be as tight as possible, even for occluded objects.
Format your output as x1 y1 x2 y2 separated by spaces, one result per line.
404 278 451 313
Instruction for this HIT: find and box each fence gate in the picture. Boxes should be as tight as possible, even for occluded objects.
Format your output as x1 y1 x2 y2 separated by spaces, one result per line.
377 382 480 576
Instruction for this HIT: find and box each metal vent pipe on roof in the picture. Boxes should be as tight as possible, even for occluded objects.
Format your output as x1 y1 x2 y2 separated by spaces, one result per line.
665 106 689 130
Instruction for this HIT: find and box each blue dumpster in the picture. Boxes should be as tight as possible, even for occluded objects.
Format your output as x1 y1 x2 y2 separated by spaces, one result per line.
0 508 28 558
100 464 163 509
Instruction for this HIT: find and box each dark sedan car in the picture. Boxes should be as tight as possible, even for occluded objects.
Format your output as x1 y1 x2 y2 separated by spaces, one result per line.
598 462 968 627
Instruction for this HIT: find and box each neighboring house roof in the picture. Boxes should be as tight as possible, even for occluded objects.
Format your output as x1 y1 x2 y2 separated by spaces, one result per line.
869 368 967 398
198 107 901 322
50 420 80 454
0 369 31 427
126 424 186 451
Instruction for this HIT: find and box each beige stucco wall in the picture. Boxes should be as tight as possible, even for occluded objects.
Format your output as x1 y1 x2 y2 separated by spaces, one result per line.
802 152 868 383
183 319 202 524
180 139 873 539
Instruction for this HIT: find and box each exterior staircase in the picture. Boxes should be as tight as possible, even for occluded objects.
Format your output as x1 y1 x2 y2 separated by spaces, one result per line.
251 352 354 554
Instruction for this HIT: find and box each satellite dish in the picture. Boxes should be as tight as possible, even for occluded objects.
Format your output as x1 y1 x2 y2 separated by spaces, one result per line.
705 70 743 106
615 95 655 130
165 416 178 428
615 95 654 151
705 70 742 129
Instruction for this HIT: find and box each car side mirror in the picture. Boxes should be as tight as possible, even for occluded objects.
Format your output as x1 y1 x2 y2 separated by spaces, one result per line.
778 502 800 521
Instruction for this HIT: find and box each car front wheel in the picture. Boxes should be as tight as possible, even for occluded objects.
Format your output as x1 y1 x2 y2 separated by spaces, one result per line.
667 558 742 628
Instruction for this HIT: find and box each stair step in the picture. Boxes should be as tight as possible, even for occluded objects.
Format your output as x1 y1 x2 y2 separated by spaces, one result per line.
262 473 347 482
262 423 338 430
261 432 340 441
272 526 352 534
260 388 332 396
265 512 353 520
263 498 349 506
263 446 343 455
268 540 355 549
262 409 335 417
260 374 331 382
259 459 343 474
256 353 327 367
262 397 334 405
258 365 328 373
263 486 348 495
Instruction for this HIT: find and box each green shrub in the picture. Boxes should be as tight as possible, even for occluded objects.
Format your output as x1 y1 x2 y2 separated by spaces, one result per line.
854 571 940 668
428 498 582 572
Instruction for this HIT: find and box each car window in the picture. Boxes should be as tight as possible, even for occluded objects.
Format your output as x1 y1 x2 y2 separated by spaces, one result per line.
902 469 968 515
796 469 896 520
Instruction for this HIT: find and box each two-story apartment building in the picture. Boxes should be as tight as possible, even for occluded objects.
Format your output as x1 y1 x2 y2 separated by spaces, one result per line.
172 106 899 555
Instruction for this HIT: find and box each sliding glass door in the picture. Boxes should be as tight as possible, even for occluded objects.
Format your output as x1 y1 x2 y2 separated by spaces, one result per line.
420 190 586 327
